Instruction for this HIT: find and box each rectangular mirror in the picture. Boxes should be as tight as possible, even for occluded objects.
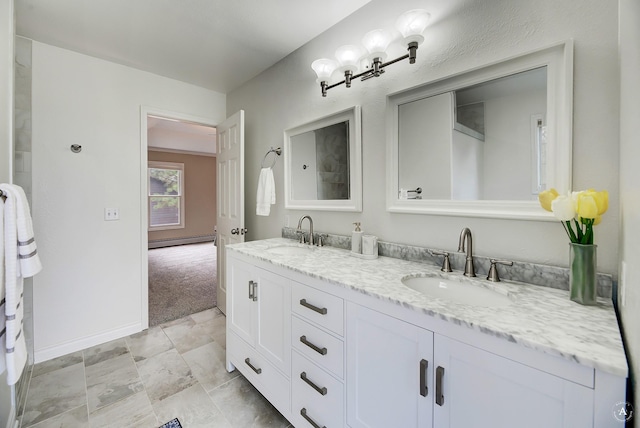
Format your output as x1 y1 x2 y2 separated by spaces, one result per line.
386 41 573 220
284 106 362 211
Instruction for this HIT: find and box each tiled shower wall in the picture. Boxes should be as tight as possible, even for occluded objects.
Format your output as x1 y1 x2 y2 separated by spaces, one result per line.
14 36 33 415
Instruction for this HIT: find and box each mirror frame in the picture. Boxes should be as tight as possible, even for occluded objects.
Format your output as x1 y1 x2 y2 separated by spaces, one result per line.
284 106 362 212
386 41 573 221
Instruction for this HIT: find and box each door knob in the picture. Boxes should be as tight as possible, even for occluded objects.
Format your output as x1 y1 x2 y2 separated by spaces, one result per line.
231 228 239 235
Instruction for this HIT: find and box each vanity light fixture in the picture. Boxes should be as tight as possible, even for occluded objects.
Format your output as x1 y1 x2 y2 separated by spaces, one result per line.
311 9 430 97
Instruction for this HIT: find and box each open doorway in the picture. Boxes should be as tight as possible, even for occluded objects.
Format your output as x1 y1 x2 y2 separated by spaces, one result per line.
142 111 218 326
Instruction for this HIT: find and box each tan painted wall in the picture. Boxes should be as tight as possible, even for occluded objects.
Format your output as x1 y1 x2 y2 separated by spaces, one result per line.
148 150 216 242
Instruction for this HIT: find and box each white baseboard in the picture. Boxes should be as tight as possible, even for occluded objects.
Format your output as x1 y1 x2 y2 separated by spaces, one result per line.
148 235 215 249
34 322 142 364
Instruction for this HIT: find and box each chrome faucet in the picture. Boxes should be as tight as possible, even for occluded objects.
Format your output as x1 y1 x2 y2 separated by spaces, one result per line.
297 215 314 246
457 227 476 277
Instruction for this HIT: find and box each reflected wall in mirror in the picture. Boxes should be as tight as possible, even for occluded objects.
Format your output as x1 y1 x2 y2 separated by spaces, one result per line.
387 41 573 220
284 106 362 211
399 67 547 201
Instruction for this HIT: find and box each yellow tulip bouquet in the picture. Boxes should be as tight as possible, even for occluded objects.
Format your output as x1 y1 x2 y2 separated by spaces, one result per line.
538 188 609 245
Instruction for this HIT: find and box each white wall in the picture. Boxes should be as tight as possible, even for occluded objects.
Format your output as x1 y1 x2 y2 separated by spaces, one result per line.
31 41 226 361
482 88 546 200
398 92 452 199
228 0 620 274
618 0 640 421
291 131 318 200
148 127 216 156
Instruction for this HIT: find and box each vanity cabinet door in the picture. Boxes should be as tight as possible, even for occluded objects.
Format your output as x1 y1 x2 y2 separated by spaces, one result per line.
227 257 256 345
432 335 594 428
227 256 291 374
346 302 433 428
255 268 291 374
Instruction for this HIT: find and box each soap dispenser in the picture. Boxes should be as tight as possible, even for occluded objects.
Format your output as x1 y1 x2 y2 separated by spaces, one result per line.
351 222 363 254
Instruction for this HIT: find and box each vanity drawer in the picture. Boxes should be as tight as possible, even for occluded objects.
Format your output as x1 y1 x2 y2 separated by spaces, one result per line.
292 282 344 336
292 315 344 378
292 350 344 428
227 332 290 414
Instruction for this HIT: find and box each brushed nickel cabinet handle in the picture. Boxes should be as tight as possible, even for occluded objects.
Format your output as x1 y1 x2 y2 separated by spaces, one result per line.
248 281 254 300
300 408 326 428
420 359 429 397
436 366 445 406
251 281 258 301
244 358 262 374
300 371 328 396
300 298 328 315
300 335 327 355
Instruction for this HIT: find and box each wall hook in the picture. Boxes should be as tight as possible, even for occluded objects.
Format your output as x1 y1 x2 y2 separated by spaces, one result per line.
70 144 82 153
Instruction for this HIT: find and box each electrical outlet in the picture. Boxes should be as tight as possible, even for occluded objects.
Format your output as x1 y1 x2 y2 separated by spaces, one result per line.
620 261 627 307
105 208 119 221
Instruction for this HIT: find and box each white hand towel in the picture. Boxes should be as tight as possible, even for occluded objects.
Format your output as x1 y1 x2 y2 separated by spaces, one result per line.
256 167 276 216
0 184 42 385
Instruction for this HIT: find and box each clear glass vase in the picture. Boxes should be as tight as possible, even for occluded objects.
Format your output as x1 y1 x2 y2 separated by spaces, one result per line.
569 243 597 305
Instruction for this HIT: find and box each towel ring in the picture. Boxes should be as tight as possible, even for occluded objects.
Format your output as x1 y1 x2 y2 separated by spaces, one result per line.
261 147 282 169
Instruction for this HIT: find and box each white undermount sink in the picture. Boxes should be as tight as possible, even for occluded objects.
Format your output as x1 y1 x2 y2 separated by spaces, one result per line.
266 245 315 256
401 274 512 308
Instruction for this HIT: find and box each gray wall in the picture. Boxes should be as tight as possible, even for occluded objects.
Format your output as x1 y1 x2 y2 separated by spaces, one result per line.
228 0 620 275
618 0 640 422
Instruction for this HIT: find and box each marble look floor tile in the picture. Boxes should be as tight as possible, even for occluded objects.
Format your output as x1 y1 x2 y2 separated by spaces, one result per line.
208 376 291 428
136 348 197 403
153 384 232 428
211 328 226 350
182 341 239 392
190 307 224 324
26 405 89 428
22 363 87 427
89 391 158 428
83 338 129 367
85 353 144 413
126 326 174 362
31 351 83 378
162 317 214 354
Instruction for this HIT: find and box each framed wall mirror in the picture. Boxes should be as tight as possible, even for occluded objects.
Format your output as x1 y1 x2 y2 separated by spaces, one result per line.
284 106 362 211
386 41 573 220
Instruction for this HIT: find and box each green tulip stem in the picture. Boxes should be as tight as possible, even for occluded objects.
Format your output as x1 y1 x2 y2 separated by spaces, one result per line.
563 221 578 243
573 219 584 242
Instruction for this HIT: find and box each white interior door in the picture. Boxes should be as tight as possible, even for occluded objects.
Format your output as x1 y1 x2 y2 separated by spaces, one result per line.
216 110 245 314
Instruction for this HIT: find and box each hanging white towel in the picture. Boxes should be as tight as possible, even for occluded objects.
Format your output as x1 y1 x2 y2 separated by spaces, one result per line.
256 167 276 216
0 184 42 385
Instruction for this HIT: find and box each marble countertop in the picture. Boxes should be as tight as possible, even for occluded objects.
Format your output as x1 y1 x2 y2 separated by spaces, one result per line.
227 238 627 377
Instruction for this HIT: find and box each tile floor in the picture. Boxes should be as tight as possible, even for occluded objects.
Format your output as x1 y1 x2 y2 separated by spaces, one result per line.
19 308 293 428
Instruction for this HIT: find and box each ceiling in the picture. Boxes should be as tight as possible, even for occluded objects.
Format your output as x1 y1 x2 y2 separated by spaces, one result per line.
15 0 372 94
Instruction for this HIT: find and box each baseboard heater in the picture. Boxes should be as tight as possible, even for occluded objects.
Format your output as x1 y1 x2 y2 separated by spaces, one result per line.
149 234 216 249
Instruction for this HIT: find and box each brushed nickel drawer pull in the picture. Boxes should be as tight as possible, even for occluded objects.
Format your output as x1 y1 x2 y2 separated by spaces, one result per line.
300 371 328 396
300 408 326 428
300 299 328 315
300 335 327 355
244 358 262 374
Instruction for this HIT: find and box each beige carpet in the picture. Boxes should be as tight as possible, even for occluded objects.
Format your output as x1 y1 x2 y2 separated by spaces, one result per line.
148 242 217 326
